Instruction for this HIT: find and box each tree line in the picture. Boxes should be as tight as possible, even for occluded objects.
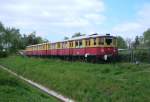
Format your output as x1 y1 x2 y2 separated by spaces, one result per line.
0 20 150 55
117 29 150 49
68 30 150 49
0 22 48 54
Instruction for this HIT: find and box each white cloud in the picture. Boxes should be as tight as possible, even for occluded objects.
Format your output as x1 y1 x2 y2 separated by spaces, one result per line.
0 0 105 40
113 22 142 33
138 3 150 28
112 3 150 39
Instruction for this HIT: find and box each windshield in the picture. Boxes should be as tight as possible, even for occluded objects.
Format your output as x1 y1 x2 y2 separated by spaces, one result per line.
105 38 112 45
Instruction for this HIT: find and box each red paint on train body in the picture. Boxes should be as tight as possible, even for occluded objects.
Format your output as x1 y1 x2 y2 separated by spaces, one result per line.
73 48 86 56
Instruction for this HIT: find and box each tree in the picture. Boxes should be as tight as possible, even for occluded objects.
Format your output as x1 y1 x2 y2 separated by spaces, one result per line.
23 31 48 46
27 32 36 45
143 28 150 47
2 27 23 52
64 36 69 40
133 36 140 49
0 22 5 51
0 21 48 55
126 38 132 49
72 32 85 38
117 36 127 49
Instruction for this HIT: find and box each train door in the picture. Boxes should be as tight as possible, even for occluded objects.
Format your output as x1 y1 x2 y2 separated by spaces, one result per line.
69 41 73 56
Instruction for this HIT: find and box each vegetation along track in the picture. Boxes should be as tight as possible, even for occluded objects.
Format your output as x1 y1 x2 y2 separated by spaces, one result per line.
0 65 60 102
0 55 150 102
0 65 74 102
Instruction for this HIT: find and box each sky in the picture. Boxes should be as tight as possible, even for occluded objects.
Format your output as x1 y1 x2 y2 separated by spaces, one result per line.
0 0 150 41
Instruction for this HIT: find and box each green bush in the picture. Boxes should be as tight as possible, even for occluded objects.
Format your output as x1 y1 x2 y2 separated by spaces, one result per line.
0 51 8 58
118 49 150 63
135 49 150 63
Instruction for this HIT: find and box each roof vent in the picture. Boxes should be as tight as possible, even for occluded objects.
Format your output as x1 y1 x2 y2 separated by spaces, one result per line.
106 34 110 36
89 33 98 36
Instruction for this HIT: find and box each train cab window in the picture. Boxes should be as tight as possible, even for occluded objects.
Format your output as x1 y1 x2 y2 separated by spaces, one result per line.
105 38 112 45
99 38 104 45
93 38 96 45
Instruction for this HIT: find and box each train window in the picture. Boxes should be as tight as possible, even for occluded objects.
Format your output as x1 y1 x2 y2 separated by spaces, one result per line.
51 43 55 49
48 44 51 49
99 38 104 45
93 38 96 45
64 42 67 48
65 42 67 48
105 38 112 45
62 42 64 48
57 43 60 48
79 40 82 47
69 42 73 47
86 40 88 46
69 42 71 47
75 41 78 47
54 44 56 49
53 44 55 49
86 39 90 46
41 45 43 49
72 42 73 47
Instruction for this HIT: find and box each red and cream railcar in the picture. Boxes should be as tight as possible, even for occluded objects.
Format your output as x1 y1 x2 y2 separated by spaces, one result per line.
25 34 118 61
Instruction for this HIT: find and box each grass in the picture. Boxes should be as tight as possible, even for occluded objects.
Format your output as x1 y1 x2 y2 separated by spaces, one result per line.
0 66 59 102
0 55 150 102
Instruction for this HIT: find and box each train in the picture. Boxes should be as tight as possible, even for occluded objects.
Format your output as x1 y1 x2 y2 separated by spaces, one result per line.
24 34 118 62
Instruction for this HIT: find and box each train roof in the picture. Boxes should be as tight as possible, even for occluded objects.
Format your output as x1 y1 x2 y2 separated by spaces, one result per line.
67 34 115 41
51 34 116 43
26 34 116 47
26 43 49 47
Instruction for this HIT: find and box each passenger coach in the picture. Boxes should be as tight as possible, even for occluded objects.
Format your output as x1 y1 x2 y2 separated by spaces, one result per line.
25 34 118 62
